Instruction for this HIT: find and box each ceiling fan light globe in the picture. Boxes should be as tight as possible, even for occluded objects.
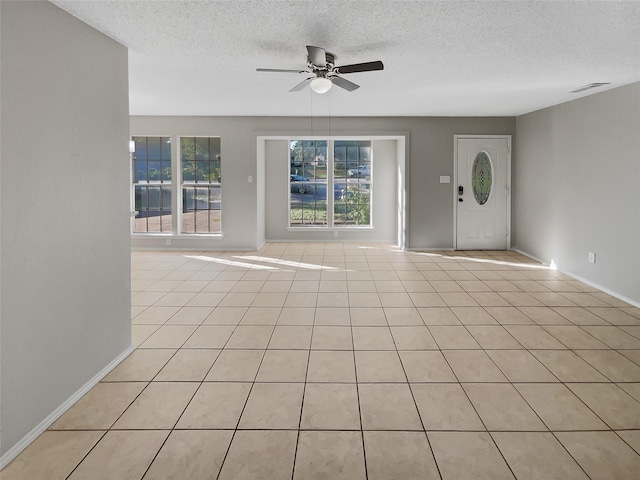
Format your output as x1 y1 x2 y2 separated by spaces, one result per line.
310 77 332 94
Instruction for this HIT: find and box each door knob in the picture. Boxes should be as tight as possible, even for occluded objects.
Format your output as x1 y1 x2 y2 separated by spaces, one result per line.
458 198 463 202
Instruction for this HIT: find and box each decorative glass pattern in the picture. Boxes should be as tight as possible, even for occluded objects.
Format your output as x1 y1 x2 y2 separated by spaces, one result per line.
472 151 492 205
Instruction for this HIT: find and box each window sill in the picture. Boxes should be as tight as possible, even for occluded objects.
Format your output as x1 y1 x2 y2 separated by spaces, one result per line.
286 226 374 232
131 233 224 238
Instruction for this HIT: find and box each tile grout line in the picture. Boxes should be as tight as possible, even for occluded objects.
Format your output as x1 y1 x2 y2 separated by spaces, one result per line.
289 283 315 480
353 254 370 480
390 306 444 480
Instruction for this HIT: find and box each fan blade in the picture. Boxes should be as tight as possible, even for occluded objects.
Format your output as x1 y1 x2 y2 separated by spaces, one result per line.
289 77 313 92
257 68 307 73
306 45 326 67
332 76 360 92
336 60 384 74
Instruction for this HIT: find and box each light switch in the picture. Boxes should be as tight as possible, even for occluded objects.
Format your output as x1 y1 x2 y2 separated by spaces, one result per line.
440 176 450 184
248 176 253 183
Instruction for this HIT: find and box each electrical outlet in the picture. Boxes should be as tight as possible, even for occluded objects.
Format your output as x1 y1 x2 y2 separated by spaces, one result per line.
334 231 338 238
166 239 171 246
588 252 596 264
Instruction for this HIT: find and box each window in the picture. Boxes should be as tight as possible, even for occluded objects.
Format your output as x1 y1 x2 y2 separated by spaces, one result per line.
181 137 221 233
132 136 172 233
289 140 327 225
289 139 372 228
333 140 371 226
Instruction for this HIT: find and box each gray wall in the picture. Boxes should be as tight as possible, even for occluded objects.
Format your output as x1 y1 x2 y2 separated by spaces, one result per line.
1 1 131 458
130 116 515 249
514 82 640 304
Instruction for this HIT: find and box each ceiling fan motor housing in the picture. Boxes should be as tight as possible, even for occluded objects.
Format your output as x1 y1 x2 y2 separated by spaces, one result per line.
308 52 335 72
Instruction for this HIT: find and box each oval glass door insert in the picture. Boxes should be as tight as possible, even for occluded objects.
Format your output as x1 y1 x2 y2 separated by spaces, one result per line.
471 151 492 205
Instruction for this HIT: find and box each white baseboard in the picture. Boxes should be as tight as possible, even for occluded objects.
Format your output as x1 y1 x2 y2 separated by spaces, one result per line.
513 248 640 309
0 344 136 470
512 248 548 265
131 246 251 252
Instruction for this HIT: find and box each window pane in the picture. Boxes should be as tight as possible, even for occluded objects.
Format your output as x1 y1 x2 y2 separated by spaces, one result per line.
290 184 327 226
314 163 327 180
148 187 161 210
208 210 221 234
195 187 208 210
210 138 221 161
209 186 221 210
180 137 222 235
334 183 371 226
303 144 315 162
132 137 172 233
334 140 372 228
161 213 172 232
181 137 195 161
192 213 204 233
181 212 194 233
195 161 209 182
133 137 147 159
161 161 172 181
161 137 171 160
147 161 161 182
195 137 209 161
334 203 347 225
183 187 195 210
133 203 147 231
134 160 147 182
359 144 371 162
134 186 146 211
346 146 358 165
182 161 195 182
210 159 221 182
290 139 327 227
334 182 347 199
147 137 161 160
334 160 348 180
161 187 172 213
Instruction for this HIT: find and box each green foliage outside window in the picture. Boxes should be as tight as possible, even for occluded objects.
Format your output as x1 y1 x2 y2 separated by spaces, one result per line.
182 137 221 183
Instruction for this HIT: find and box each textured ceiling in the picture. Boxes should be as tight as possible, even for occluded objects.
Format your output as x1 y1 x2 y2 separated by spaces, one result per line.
50 0 640 117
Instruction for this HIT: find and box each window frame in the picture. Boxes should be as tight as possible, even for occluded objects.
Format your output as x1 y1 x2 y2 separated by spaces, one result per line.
131 135 224 237
288 137 374 230
289 140 329 227
131 136 173 234
179 136 222 235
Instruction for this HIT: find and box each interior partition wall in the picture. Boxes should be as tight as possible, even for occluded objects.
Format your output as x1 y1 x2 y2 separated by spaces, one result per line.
1 0 131 465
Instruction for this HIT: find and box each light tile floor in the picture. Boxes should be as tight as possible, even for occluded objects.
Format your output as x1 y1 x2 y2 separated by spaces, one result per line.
4 243 640 479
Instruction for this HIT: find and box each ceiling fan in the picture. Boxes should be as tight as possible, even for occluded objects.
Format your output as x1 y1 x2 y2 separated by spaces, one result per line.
256 45 384 94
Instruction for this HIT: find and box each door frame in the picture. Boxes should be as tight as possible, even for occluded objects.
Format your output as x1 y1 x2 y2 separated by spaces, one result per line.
453 135 512 250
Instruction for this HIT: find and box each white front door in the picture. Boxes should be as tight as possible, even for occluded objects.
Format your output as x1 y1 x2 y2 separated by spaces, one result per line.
455 136 510 250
